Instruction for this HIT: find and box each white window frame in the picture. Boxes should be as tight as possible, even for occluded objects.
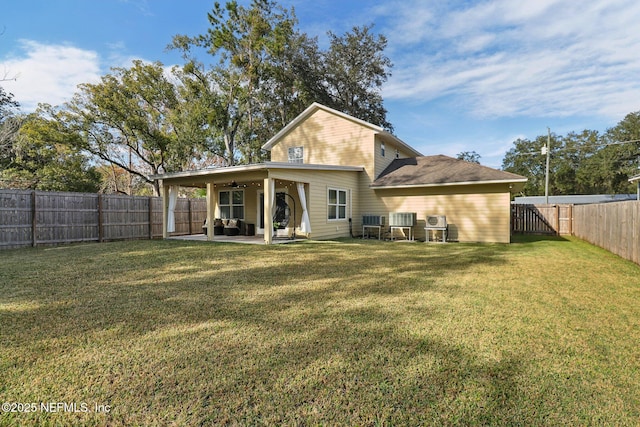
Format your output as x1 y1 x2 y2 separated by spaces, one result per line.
381 142 386 157
327 188 348 221
218 189 245 219
288 146 304 163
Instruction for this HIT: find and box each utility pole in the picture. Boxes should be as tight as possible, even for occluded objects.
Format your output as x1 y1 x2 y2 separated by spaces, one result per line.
544 127 551 204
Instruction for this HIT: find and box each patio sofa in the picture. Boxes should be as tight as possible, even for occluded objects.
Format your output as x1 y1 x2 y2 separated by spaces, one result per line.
203 219 243 236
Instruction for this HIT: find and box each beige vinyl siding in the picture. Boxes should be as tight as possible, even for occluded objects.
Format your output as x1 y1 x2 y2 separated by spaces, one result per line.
270 109 375 173
356 184 512 243
270 169 359 239
213 186 258 226
373 135 416 180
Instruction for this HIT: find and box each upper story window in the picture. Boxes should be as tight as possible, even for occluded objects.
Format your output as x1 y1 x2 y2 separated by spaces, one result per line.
395 149 400 159
288 146 304 163
381 142 386 157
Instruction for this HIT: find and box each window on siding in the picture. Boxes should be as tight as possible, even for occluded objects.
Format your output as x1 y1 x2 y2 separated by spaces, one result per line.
288 146 303 163
219 190 244 219
328 188 347 220
381 142 386 157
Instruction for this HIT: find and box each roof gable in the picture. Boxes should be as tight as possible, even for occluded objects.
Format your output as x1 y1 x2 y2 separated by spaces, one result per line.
372 155 527 188
261 102 421 156
261 103 381 151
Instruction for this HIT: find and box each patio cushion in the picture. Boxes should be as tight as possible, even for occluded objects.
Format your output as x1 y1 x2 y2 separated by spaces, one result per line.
223 218 242 236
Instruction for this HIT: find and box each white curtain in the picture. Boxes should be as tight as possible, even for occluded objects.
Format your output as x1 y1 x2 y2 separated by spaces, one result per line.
167 186 178 233
269 178 276 218
297 182 311 234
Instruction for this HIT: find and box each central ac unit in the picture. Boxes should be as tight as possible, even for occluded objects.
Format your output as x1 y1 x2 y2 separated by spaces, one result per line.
362 214 385 226
426 215 447 228
389 212 416 227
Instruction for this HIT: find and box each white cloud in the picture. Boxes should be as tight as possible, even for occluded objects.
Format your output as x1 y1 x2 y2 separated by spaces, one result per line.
380 0 640 120
1 40 102 111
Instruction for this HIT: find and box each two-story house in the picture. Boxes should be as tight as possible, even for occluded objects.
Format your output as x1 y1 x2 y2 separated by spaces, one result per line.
153 103 527 243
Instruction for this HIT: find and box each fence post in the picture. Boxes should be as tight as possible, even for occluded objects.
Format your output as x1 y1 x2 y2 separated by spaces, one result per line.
31 190 37 247
555 205 560 235
188 199 193 235
98 194 103 243
148 196 153 240
568 204 573 236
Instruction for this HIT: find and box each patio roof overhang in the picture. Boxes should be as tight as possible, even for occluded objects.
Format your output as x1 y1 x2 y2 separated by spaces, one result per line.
151 162 364 187
630 174 640 200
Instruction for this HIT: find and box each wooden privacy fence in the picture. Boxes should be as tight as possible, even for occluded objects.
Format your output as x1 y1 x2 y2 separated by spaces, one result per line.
0 189 207 250
573 201 640 266
513 201 640 266
511 204 573 235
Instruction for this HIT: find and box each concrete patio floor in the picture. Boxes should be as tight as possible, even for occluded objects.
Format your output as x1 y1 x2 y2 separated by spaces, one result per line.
168 234 305 245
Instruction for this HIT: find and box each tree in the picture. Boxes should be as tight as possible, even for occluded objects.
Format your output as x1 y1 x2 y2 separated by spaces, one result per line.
0 86 18 118
172 0 300 165
0 86 20 165
596 112 640 193
323 24 393 131
456 151 481 164
502 112 640 196
62 60 206 195
556 130 600 194
171 1 394 164
0 107 101 192
502 136 550 196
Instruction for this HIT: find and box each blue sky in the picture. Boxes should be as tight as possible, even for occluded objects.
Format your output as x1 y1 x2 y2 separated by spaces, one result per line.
2 0 640 169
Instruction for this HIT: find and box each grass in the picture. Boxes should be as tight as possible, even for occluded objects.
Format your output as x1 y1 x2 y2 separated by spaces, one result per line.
0 236 639 426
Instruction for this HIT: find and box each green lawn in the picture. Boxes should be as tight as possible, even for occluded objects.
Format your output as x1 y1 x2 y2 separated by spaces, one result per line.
1 236 639 426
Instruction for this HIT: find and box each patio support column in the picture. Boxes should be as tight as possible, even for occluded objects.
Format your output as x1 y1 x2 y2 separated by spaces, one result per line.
206 182 216 241
161 181 169 239
264 177 273 245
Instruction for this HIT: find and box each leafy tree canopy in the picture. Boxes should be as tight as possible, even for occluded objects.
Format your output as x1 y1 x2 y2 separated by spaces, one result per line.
0 106 101 192
61 60 211 195
0 86 20 166
502 112 640 196
171 0 393 165
456 151 481 164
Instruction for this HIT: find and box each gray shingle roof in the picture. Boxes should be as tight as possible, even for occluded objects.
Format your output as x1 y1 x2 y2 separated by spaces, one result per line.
372 155 527 188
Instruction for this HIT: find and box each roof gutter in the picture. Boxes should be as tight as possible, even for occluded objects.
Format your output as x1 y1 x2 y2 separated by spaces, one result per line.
151 162 364 181
371 178 529 190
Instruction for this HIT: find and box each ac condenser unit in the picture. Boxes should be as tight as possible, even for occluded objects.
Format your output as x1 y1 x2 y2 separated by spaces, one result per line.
426 215 447 228
362 214 385 226
389 212 416 227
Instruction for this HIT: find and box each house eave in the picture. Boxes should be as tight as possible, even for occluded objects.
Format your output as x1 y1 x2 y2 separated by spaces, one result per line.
371 178 529 190
375 131 422 157
151 162 364 181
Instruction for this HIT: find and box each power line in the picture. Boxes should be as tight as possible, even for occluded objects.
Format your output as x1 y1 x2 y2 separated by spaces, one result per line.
598 138 640 147
517 138 640 156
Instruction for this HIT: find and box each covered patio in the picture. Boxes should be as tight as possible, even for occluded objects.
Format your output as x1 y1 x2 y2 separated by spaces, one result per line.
153 163 326 245
168 233 305 245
